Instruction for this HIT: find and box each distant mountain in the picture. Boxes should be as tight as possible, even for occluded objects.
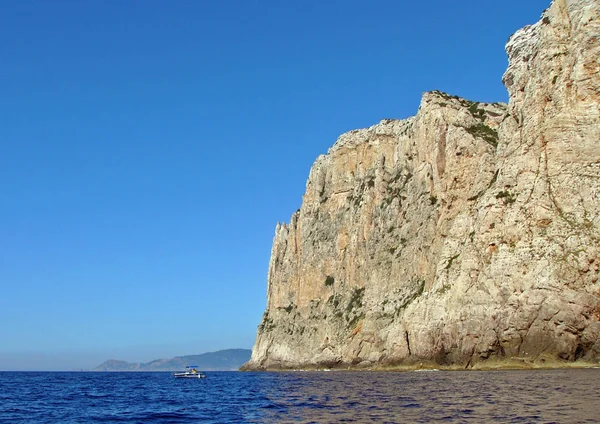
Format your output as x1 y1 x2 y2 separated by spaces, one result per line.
94 349 251 371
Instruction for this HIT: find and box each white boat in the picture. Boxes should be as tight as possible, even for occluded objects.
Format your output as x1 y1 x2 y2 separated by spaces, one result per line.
174 365 206 378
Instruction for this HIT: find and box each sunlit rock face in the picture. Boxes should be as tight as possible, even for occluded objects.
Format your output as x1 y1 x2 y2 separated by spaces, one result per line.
242 0 600 370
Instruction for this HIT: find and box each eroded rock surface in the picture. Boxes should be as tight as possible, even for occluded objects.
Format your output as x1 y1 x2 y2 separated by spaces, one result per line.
243 0 600 370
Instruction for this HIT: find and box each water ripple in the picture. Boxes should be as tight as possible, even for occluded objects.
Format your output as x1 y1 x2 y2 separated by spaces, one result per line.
0 369 599 423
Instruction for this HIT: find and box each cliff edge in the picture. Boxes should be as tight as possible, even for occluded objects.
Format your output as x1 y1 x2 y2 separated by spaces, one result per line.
242 0 600 370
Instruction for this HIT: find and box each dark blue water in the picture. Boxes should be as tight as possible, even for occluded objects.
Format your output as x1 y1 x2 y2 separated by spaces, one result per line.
1 369 599 423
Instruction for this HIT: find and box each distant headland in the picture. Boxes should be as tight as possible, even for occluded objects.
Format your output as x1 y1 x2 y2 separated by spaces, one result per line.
95 348 251 371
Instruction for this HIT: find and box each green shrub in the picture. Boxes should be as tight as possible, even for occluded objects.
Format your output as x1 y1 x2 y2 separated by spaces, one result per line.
496 190 516 204
445 253 460 270
465 123 499 148
346 287 365 313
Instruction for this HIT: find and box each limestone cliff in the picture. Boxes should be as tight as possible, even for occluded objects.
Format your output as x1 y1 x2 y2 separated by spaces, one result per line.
243 0 600 370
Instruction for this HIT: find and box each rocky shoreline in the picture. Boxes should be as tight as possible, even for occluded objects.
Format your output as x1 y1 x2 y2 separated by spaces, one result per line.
242 357 600 372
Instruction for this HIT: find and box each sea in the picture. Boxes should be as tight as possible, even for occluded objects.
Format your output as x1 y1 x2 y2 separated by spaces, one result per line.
1 369 599 423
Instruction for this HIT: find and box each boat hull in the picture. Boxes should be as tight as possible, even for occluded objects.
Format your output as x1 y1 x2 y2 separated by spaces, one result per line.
174 373 206 378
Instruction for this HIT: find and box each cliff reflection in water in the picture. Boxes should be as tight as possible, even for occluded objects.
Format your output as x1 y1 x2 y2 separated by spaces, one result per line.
249 369 600 423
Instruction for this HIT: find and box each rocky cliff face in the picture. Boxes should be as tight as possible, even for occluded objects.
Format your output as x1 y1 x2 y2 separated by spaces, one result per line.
243 0 600 370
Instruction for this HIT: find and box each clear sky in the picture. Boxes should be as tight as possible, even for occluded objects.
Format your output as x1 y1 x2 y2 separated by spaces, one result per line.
0 0 550 370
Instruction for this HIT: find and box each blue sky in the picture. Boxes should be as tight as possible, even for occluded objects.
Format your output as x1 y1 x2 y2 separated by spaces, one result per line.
0 0 549 370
